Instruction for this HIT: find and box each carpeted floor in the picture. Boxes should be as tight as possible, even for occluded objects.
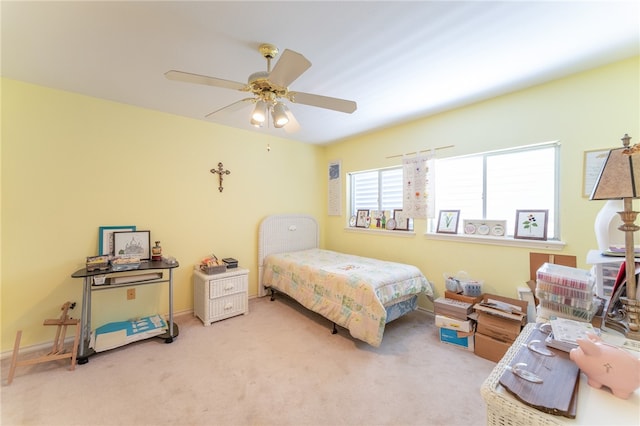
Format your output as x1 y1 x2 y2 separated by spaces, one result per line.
1 296 496 426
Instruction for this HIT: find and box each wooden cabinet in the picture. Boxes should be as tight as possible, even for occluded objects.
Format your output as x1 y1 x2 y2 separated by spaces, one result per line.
193 267 248 325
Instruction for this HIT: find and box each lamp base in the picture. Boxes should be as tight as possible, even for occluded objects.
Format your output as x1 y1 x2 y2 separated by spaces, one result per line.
606 297 640 341
621 297 640 339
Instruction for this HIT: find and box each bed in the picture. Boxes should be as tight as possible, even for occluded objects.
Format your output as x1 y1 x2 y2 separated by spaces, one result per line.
258 214 434 347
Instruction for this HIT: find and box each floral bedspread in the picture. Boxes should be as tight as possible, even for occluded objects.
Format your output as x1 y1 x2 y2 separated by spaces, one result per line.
262 248 433 347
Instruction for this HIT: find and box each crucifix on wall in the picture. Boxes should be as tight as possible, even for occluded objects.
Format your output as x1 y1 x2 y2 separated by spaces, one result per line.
210 162 231 192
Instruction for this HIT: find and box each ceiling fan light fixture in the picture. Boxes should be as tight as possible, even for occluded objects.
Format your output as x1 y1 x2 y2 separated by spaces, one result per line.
272 102 290 128
167 43 356 134
252 100 268 123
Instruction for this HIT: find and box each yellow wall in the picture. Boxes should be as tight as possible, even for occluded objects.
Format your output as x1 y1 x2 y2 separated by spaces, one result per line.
1 79 324 350
322 56 639 308
2 56 638 352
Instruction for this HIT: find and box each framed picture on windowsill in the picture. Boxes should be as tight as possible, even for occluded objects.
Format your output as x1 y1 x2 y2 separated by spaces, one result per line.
436 210 460 234
355 209 369 228
393 209 410 231
514 210 548 240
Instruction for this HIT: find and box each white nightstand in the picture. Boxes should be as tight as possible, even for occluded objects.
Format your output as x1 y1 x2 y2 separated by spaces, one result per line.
193 267 249 325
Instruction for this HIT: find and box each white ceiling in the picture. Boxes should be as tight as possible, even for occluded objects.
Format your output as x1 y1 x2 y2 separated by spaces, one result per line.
2 1 639 145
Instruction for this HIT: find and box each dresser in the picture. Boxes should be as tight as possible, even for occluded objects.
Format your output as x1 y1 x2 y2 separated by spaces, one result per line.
193 267 249 325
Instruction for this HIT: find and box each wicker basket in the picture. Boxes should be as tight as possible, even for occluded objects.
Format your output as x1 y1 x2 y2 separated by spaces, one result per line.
481 324 563 426
200 264 226 275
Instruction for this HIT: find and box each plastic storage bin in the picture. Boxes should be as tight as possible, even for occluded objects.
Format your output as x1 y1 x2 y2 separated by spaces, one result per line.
535 262 597 321
444 271 483 296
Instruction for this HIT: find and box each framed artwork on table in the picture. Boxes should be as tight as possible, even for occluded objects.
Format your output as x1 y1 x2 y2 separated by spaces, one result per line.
98 225 136 256
113 230 151 260
436 210 460 234
355 209 369 228
514 210 548 240
393 209 410 231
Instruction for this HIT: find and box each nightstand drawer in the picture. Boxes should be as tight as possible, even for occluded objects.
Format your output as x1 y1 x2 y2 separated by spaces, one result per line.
209 275 247 298
209 293 247 321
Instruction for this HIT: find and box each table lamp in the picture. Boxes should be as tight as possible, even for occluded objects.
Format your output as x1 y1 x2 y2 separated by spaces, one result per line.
590 133 640 340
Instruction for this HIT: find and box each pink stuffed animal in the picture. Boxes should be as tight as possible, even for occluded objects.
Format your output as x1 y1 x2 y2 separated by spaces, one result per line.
569 333 640 399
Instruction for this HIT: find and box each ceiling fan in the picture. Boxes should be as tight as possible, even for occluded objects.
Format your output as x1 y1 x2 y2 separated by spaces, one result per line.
165 43 357 132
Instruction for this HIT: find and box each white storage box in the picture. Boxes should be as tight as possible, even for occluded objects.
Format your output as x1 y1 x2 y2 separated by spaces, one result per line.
438 327 475 351
435 314 474 333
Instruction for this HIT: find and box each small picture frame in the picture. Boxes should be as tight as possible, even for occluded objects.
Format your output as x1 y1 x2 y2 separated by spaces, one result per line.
113 230 151 260
393 209 410 231
436 210 460 234
98 225 136 256
514 210 548 240
355 209 369 228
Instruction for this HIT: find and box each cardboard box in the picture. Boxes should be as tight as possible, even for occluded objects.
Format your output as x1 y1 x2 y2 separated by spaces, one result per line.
438 327 475 351
434 297 473 321
444 290 483 306
476 312 522 342
474 332 511 362
474 294 528 342
481 293 529 315
475 293 528 321
435 314 475 333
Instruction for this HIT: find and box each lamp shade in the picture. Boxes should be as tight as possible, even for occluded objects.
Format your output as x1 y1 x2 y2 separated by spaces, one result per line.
250 117 263 128
272 102 289 128
251 101 268 123
590 147 640 200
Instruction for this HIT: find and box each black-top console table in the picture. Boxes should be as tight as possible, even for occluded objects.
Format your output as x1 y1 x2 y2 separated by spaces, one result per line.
71 260 179 364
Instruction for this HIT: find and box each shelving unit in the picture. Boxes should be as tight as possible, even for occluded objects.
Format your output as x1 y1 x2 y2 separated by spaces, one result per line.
71 259 179 363
586 250 628 298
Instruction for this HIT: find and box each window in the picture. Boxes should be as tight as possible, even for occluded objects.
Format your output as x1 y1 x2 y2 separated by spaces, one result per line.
349 167 411 229
433 143 559 239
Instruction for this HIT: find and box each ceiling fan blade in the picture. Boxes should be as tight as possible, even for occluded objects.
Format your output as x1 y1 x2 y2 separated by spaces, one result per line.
165 70 247 91
205 98 255 118
268 49 311 88
288 91 357 114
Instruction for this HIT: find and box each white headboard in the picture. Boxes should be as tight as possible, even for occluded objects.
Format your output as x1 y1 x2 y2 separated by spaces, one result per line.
258 214 319 297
